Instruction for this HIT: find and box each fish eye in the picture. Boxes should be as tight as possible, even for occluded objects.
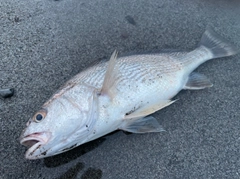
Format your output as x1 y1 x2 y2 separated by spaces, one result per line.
36 114 43 121
33 109 47 123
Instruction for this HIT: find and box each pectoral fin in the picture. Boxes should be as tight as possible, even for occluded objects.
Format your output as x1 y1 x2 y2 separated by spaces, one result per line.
184 72 213 90
101 50 119 99
125 100 176 119
120 116 165 133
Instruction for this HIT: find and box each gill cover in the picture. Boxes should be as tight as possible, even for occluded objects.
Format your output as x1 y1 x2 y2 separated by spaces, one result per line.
73 85 99 143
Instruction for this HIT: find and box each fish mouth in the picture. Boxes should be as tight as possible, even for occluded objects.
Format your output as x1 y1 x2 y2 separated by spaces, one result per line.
20 132 51 159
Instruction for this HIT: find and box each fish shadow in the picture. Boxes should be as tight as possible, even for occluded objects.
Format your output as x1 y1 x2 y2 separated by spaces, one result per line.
55 162 102 179
44 138 106 168
45 131 125 178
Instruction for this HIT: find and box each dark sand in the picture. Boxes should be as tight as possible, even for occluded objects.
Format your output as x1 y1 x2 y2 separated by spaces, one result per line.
1 0 240 178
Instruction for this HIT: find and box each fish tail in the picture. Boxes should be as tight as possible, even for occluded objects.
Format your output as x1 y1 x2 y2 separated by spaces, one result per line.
199 28 239 59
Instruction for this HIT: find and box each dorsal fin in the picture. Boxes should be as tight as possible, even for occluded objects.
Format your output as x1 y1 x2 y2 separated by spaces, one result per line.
101 50 119 99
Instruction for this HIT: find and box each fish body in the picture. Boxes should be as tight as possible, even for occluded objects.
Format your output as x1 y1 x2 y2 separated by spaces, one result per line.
20 28 238 159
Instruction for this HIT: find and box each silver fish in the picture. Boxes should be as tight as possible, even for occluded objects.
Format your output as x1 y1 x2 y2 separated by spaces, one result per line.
20 28 238 159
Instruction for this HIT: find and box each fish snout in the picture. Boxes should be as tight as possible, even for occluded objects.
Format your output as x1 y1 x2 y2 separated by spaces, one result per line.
20 131 52 159
20 131 51 149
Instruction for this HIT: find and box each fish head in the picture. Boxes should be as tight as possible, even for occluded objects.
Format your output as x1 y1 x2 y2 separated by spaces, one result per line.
20 84 98 159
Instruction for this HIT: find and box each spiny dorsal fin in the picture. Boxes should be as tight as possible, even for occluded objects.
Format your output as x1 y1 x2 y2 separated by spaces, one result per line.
101 50 119 99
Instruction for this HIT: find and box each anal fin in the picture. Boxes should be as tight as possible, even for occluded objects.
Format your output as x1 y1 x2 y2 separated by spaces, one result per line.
184 72 213 90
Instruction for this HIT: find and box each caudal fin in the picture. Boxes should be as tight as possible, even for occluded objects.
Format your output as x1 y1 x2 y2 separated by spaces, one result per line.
199 28 239 59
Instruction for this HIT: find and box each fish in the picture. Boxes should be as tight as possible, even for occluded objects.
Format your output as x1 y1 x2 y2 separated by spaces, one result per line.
20 28 238 159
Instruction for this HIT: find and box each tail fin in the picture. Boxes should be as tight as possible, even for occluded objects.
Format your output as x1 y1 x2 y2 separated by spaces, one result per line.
199 28 239 59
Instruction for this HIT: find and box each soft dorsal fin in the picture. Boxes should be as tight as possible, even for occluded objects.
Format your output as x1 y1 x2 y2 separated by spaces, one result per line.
124 99 177 119
101 50 119 99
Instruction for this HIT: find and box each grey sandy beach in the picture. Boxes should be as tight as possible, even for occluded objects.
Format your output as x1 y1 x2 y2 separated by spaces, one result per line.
1 0 240 178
